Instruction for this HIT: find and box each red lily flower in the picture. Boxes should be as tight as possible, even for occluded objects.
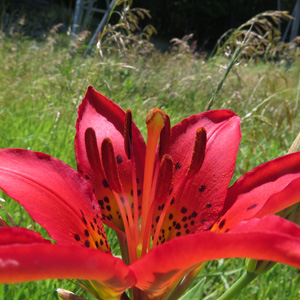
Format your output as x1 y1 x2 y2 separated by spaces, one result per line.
1 86 300 300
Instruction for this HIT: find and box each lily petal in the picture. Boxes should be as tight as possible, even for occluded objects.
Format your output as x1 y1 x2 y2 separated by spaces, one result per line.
75 87 146 230
130 215 300 299
215 152 300 232
0 227 50 245
0 149 109 251
0 227 136 300
153 110 241 240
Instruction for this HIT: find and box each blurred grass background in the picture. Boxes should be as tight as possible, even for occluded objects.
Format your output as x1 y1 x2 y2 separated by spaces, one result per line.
0 3 300 300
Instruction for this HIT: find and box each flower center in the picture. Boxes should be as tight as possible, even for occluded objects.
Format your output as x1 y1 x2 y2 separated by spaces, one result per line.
84 109 207 263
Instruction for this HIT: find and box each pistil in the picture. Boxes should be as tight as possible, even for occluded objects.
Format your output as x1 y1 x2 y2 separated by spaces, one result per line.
140 109 165 251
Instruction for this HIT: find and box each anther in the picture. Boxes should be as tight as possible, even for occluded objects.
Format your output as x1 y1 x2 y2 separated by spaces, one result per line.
101 138 122 193
154 154 174 204
85 128 104 177
124 109 132 159
186 127 207 178
159 114 171 159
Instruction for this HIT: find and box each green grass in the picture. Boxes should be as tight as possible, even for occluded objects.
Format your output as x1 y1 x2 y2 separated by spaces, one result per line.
1 30 300 300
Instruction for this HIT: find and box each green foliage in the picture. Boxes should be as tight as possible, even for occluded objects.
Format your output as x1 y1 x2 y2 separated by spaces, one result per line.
214 11 299 63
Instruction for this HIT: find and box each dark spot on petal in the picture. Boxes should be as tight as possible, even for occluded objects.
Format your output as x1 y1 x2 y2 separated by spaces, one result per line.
104 196 110 203
191 220 195 225
84 230 89 237
74 234 80 241
206 203 212 208
181 207 187 214
100 239 104 246
82 217 87 225
171 198 175 205
102 179 109 188
219 219 226 229
116 154 122 164
186 229 190 234
225 228 230 232
182 216 187 222
156 216 160 223
95 241 99 248
106 205 111 211
199 185 206 192
137 189 142 196
201 219 206 223
176 232 181 236
169 188 173 195
169 213 173 220
85 240 90 247
175 223 181 230
184 223 188 228
93 218 97 224
191 211 197 218
85 175 90 180
175 162 181 170
247 204 258 210
90 222 95 230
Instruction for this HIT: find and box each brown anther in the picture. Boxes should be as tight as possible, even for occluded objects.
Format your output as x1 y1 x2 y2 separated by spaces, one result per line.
85 128 104 177
101 138 122 193
159 114 171 159
186 127 207 178
155 154 174 203
124 109 132 159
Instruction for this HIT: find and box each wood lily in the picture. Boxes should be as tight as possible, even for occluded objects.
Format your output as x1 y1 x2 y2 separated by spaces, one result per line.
1 86 300 299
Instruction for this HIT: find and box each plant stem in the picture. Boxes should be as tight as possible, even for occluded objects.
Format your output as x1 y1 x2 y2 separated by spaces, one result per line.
216 271 258 300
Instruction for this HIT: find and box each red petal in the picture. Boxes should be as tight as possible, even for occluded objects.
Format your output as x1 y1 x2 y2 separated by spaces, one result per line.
0 228 135 298
130 216 300 298
153 110 241 239
75 87 146 230
0 227 50 245
0 149 109 251
216 152 300 232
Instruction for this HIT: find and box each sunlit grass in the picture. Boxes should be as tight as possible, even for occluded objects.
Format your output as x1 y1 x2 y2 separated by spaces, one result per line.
0 31 300 299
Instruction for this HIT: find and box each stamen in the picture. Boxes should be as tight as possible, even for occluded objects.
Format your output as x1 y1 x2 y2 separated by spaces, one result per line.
186 127 207 179
159 114 171 159
140 108 166 246
142 154 174 253
124 109 132 159
101 138 136 262
154 154 174 204
101 138 122 193
85 128 104 177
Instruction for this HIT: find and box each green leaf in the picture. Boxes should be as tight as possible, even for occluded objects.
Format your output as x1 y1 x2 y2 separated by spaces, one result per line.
179 277 206 300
